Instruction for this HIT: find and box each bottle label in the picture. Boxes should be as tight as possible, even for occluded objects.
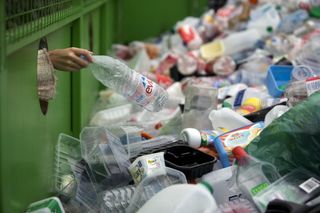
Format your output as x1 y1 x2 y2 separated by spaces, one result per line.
299 177 320 194
251 182 269 196
306 77 320 96
200 130 218 146
217 122 264 154
234 89 246 107
127 72 158 107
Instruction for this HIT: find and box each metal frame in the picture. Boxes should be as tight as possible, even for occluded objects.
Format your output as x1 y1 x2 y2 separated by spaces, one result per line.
4 0 107 55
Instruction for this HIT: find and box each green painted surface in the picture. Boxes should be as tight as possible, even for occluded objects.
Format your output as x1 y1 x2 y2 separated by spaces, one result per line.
0 26 72 213
118 0 207 43
79 10 102 128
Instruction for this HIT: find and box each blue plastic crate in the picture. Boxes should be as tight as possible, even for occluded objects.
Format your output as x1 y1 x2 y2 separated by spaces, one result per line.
266 65 293 97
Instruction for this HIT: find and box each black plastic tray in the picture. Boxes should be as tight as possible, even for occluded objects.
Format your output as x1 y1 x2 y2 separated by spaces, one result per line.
131 142 217 180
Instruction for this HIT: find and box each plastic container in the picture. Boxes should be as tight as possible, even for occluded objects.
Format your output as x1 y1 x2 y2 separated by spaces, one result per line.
247 3 281 37
100 185 136 212
101 167 186 212
107 125 142 147
137 183 220 213
80 127 132 185
278 9 309 34
55 134 82 198
232 147 281 202
294 35 320 75
285 76 320 107
201 166 243 205
266 65 293 98
90 104 132 128
25 197 65 213
162 145 217 180
182 84 218 130
254 168 320 212
209 108 253 133
291 65 317 81
127 167 187 213
125 135 181 158
129 152 166 184
89 56 168 112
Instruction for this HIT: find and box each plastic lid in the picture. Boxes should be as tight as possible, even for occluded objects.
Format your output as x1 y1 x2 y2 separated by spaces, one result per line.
232 146 248 161
266 26 273 33
180 128 201 148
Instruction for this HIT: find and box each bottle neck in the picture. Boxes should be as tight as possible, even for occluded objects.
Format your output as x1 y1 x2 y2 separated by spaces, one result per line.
232 146 249 161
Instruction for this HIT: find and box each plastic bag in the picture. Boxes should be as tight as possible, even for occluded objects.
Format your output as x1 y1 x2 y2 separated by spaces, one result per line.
246 92 320 176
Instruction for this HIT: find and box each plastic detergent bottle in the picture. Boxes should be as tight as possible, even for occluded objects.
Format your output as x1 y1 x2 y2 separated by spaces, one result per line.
88 56 168 112
137 182 220 213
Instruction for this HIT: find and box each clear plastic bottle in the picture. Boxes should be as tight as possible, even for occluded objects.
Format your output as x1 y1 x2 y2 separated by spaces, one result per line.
285 77 320 107
278 9 309 34
89 56 168 112
232 146 281 199
177 53 197 75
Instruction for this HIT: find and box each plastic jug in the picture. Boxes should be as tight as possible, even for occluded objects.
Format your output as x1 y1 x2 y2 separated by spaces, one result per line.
209 108 252 133
137 183 220 213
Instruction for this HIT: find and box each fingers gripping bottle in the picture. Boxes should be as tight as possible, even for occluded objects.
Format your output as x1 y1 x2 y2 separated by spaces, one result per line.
89 56 168 112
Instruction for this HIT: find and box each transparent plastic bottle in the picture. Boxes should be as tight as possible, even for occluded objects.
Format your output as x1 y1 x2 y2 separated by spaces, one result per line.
177 53 197 75
278 9 309 34
232 146 281 199
294 35 320 75
89 56 168 112
285 77 320 107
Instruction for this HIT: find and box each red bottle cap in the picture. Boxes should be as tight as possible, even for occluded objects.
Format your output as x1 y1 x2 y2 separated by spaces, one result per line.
232 146 248 161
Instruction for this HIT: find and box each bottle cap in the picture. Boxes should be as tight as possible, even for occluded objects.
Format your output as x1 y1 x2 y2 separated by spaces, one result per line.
232 146 248 161
180 128 201 148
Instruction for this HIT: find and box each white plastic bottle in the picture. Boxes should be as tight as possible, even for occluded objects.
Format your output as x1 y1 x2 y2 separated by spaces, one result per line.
200 29 261 60
89 56 168 112
137 183 220 213
209 108 252 133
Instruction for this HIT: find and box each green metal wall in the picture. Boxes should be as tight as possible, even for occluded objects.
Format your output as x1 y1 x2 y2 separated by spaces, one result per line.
0 1 207 212
117 0 208 43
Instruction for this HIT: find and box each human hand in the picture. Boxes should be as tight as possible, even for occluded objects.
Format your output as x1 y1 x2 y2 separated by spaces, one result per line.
48 47 93 72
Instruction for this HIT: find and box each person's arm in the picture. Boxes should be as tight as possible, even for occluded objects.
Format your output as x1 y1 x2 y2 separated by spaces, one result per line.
48 47 93 72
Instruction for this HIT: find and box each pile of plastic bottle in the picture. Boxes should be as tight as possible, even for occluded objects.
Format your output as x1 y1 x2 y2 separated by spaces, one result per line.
26 0 320 212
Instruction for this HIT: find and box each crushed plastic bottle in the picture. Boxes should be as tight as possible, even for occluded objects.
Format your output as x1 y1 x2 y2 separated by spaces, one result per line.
89 56 168 112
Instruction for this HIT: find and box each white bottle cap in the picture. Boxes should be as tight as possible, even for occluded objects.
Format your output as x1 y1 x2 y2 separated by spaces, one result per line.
180 128 201 148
